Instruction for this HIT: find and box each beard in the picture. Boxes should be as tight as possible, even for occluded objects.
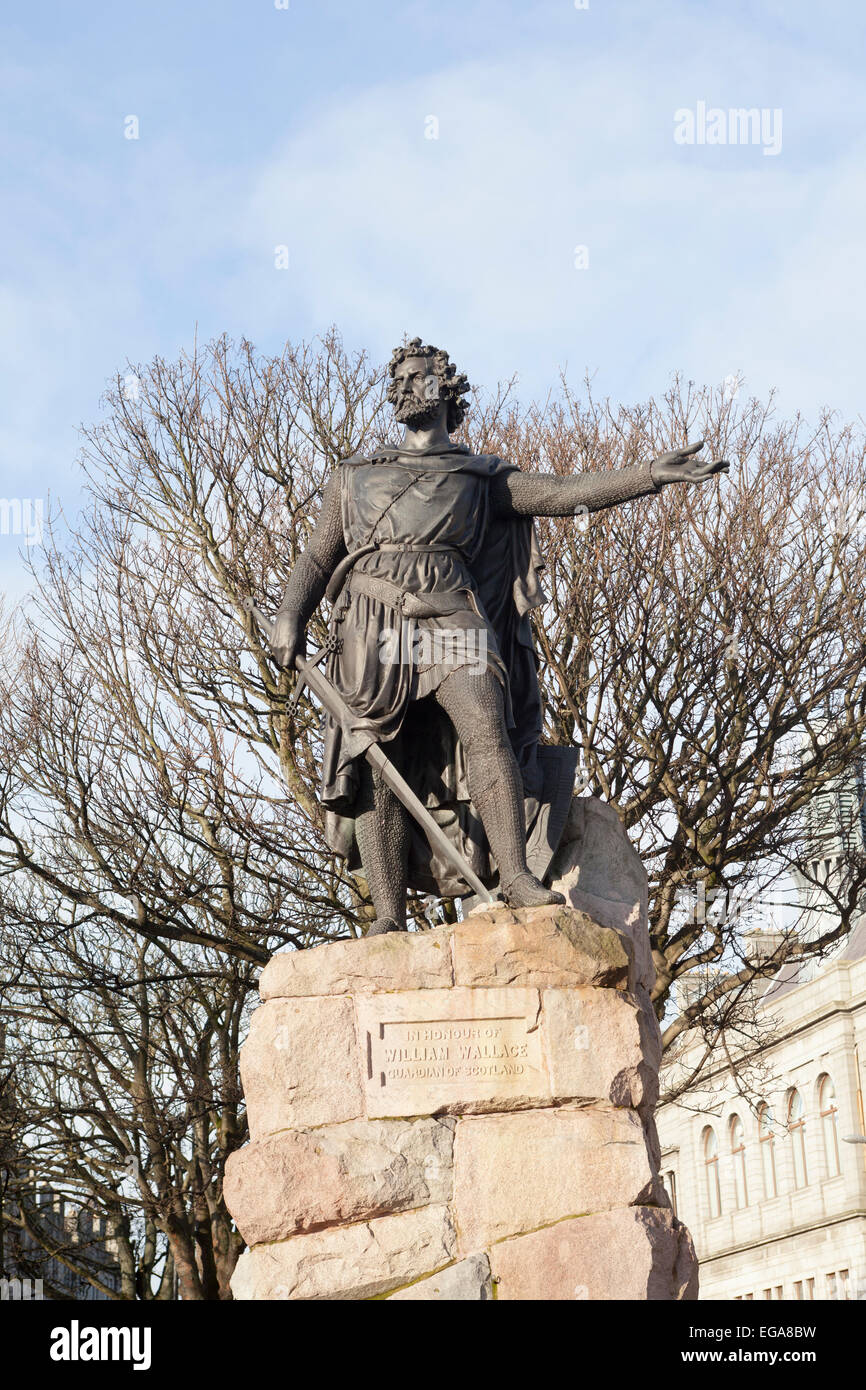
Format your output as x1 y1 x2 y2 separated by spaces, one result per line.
393 393 442 428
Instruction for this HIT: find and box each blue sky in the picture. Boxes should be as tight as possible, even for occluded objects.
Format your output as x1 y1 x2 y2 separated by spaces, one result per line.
2 0 865 598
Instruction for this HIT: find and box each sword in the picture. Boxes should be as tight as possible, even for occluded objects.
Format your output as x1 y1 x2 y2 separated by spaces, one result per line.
242 598 497 905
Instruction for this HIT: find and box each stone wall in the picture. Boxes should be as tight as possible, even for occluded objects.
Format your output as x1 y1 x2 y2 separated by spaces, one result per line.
226 798 698 1300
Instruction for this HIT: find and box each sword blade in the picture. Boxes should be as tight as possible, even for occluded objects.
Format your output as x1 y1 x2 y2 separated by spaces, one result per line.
301 660 496 905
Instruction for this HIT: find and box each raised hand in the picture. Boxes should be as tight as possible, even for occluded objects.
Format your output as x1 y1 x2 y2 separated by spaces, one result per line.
650 440 730 487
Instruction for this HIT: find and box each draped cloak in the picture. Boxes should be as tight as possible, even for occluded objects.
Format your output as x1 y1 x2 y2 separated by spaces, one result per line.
320 444 578 898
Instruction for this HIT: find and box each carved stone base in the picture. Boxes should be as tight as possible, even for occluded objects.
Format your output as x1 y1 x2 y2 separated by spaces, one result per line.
226 810 698 1300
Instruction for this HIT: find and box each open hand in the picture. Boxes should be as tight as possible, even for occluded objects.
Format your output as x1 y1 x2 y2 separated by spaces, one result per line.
650 441 730 487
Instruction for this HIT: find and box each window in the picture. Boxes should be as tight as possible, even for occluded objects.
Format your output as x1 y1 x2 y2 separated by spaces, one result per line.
730 1114 748 1208
828 1269 852 1301
758 1103 778 1198
763 1288 773 1299
818 1074 841 1177
703 1126 722 1218
787 1089 808 1188
774 1286 784 1300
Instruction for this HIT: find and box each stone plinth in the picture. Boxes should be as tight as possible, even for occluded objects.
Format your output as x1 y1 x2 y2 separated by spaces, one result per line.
226 799 698 1301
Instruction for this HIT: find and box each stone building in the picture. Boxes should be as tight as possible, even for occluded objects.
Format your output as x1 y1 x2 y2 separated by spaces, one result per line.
656 758 866 1301
0 1189 122 1300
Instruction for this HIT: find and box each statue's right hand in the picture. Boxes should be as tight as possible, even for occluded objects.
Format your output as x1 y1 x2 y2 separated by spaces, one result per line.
270 611 305 669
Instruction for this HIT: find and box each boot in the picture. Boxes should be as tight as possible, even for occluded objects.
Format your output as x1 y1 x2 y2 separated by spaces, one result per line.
501 870 565 909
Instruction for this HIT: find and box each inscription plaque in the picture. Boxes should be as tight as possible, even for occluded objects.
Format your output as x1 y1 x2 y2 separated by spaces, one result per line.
356 987 550 1118
375 1016 533 1085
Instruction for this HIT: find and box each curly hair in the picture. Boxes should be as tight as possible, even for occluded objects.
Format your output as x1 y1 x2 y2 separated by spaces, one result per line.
386 337 472 432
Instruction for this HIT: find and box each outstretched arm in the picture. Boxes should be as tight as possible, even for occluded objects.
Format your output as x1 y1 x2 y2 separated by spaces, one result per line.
271 472 347 667
490 441 729 518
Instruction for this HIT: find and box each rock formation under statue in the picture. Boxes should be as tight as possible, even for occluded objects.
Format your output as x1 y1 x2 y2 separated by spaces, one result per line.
225 797 699 1301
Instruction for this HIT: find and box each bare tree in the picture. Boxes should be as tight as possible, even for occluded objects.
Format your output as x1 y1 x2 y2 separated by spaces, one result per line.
0 912 250 1299
468 377 866 1069
0 330 863 1161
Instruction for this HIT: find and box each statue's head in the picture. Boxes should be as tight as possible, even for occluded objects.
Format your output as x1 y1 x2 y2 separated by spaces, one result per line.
387 338 471 433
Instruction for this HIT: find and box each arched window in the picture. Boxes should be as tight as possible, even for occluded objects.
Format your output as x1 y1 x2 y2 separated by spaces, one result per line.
787 1089 808 1188
758 1104 778 1198
703 1125 722 1218
730 1114 748 1208
818 1074 840 1177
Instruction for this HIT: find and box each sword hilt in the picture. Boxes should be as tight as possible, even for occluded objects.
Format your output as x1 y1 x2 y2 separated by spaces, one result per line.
241 596 275 640
242 596 316 712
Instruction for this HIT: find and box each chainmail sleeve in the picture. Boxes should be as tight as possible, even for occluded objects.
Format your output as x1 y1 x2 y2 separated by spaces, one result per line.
490 462 660 518
277 471 347 624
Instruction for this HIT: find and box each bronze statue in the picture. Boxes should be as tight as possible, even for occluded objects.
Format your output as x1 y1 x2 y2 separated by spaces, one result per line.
270 340 728 934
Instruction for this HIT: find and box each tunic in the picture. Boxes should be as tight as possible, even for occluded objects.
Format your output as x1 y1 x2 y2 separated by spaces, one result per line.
318 444 574 896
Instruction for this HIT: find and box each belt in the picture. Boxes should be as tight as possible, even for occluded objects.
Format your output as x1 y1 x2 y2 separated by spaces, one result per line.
347 571 474 618
377 543 461 553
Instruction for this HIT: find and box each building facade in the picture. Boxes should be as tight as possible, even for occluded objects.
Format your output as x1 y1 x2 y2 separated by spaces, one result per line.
657 922 866 1301
1 1190 122 1300
657 748 866 1300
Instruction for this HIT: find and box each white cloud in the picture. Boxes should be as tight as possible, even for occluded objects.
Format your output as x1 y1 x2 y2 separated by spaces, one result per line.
228 33 866 421
2 0 866 616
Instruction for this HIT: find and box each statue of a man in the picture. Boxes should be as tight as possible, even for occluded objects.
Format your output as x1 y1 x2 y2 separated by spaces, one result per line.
272 339 728 934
